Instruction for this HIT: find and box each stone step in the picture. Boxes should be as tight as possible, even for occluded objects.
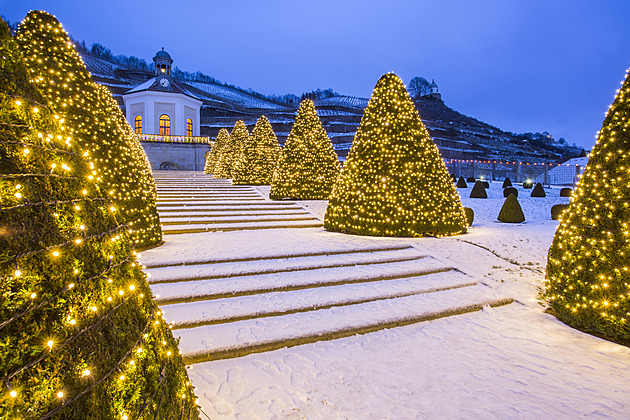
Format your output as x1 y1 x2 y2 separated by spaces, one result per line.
161 269 474 328
156 201 299 209
156 205 304 214
151 257 452 304
175 285 513 364
146 246 426 285
160 220 324 234
158 209 310 218
161 214 319 226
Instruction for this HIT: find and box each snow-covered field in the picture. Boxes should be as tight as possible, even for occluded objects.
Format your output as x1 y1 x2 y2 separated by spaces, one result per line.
141 174 630 419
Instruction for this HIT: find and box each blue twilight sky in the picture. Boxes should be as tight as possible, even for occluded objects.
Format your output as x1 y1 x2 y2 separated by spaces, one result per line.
2 0 630 149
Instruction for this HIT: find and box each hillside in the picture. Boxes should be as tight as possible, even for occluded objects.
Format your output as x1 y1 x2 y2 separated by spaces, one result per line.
84 50 581 163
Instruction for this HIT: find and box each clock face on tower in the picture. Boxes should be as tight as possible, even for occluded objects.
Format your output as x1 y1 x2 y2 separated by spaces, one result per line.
159 77 170 88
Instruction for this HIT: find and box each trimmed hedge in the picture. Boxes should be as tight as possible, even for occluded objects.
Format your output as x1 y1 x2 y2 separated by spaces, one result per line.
502 178 512 188
551 204 569 220
503 187 518 198
560 187 572 197
523 180 534 189
469 181 487 198
498 194 525 223
0 19 196 418
464 207 474 226
456 177 467 188
232 115 281 185
531 182 546 197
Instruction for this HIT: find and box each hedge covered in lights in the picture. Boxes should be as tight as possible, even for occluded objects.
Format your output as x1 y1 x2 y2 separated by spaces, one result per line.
270 99 340 199
544 68 630 342
324 73 467 237
15 11 162 248
0 19 197 418
232 115 281 185
227 120 250 180
210 128 231 178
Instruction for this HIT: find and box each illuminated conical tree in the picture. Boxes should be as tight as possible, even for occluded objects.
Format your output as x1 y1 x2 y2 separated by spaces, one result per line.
544 68 630 341
213 129 233 178
205 128 229 175
270 99 340 199
324 73 467 237
227 120 250 180
15 11 161 248
0 19 196 418
233 115 281 185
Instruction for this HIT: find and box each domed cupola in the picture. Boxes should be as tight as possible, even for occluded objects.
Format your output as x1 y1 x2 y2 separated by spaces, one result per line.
429 79 439 94
153 47 173 76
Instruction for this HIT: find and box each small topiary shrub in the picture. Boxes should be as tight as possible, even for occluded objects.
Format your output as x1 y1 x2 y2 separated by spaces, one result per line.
531 182 546 197
523 180 534 189
469 181 487 198
502 178 512 188
451 173 457 181
560 187 572 197
456 176 467 188
464 207 474 226
551 204 569 220
482 181 490 188
503 187 518 198
466 176 476 183
498 194 525 223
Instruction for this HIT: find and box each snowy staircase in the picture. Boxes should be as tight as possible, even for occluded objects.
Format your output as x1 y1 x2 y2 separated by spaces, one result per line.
143 242 512 365
152 171 323 233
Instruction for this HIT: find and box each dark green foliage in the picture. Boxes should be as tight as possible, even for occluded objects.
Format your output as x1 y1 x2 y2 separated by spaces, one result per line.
469 181 487 198
204 129 229 175
324 73 466 237
270 99 340 200
15 11 161 248
503 187 518 198
502 178 512 188
497 194 525 223
0 18 196 418
523 180 534 189
450 173 457 181
211 129 232 178
456 177 467 188
560 187 572 197
466 176 475 183
551 204 569 221
482 181 489 188
544 68 630 342
531 182 546 197
464 207 474 226
232 116 281 185
226 120 250 180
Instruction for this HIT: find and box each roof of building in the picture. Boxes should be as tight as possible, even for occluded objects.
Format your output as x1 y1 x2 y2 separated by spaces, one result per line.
123 77 201 102
153 47 173 62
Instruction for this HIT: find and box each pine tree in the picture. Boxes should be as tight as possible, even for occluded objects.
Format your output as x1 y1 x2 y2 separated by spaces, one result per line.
0 18 196 418
205 128 229 175
324 73 467 237
270 99 340 199
544 68 630 342
212 128 232 178
15 11 161 248
232 115 281 185
227 120 250 181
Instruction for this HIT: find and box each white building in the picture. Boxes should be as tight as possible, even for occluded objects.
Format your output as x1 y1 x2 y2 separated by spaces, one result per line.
123 48 202 137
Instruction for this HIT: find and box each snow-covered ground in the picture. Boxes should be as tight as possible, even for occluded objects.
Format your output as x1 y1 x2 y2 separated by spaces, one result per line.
141 175 630 419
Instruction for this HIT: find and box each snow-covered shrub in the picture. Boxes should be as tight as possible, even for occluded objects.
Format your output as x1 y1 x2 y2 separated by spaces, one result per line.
232 115 280 185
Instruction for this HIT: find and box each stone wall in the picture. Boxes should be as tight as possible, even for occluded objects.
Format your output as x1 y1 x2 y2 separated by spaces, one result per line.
140 141 210 171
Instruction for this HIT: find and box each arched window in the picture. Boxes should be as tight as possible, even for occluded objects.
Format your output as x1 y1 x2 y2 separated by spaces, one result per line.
159 114 170 135
186 118 193 137
134 115 142 134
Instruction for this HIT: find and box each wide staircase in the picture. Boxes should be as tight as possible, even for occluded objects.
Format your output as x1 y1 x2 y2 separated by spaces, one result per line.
145 171 513 365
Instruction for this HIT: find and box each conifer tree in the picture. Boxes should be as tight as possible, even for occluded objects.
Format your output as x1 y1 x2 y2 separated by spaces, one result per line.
211 128 232 178
0 19 196 418
270 99 340 199
15 11 161 248
544 68 630 341
227 120 250 180
232 115 281 185
205 128 228 175
324 73 467 237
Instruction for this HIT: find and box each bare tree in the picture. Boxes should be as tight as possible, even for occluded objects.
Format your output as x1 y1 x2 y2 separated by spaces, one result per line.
408 76 430 98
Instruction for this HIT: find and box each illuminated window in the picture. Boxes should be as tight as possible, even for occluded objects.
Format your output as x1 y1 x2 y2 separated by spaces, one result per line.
134 115 142 134
159 114 170 135
186 118 193 137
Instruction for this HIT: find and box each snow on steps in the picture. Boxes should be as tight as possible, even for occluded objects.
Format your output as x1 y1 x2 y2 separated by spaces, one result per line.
175 284 512 365
151 174 323 233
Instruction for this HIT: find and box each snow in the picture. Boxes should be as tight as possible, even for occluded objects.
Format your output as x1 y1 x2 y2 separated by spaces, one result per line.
139 173 630 419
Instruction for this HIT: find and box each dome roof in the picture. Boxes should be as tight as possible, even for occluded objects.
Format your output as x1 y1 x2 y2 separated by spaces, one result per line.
429 79 438 88
153 47 173 62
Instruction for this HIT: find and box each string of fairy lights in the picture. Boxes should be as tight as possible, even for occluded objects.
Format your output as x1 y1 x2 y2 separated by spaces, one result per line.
231 115 281 185
544 67 630 340
1 11 197 419
15 11 162 248
227 120 250 180
269 99 340 200
324 73 467 237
